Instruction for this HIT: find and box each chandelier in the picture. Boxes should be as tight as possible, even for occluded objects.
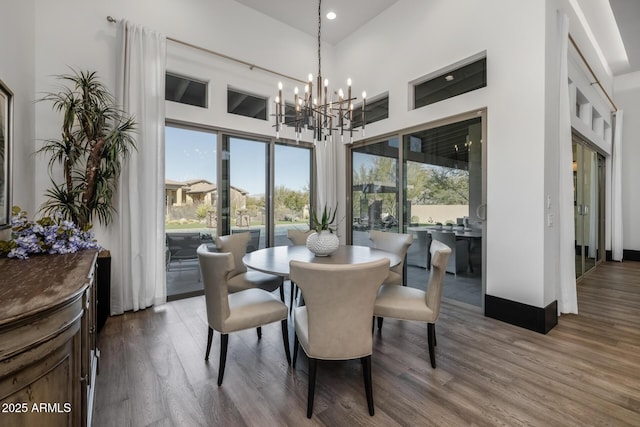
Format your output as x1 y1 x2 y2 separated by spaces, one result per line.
274 0 366 144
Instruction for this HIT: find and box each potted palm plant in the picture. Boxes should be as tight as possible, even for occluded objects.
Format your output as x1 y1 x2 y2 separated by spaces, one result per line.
39 69 136 228
39 69 136 332
306 204 339 256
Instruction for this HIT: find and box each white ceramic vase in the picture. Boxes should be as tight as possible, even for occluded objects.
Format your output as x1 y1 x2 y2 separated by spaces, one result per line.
306 230 339 256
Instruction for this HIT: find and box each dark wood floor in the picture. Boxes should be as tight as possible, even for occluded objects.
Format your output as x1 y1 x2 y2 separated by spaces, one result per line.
93 261 640 426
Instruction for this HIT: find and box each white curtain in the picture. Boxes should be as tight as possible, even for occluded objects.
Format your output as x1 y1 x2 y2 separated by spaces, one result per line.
611 110 624 261
315 139 338 217
588 152 597 259
557 10 578 314
110 20 167 314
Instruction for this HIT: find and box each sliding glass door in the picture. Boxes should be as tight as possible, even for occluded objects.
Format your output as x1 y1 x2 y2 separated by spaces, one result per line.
348 112 486 307
351 138 400 246
221 136 269 250
164 125 312 301
273 144 312 246
402 116 484 307
221 135 314 249
164 125 218 300
573 136 605 278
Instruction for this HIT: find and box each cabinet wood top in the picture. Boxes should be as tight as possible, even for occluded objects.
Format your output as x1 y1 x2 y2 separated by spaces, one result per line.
0 250 98 326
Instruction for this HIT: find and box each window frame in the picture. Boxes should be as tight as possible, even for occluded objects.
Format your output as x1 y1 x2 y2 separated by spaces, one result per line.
410 52 487 110
227 86 269 120
165 72 209 108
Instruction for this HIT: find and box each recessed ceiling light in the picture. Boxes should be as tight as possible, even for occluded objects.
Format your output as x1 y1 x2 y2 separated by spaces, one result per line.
445 75 455 81
326 11 337 20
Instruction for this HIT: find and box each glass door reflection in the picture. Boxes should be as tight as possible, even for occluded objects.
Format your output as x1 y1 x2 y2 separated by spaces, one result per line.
403 117 484 307
351 138 400 246
274 144 312 246
573 137 605 278
164 125 217 301
223 136 268 250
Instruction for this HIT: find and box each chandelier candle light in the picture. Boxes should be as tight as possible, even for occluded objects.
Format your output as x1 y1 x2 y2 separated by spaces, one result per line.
274 0 366 144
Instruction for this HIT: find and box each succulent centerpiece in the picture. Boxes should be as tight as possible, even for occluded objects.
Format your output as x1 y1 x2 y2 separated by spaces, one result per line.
306 204 339 256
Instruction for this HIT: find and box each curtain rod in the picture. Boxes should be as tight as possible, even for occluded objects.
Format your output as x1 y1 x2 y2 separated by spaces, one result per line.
106 16 306 84
568 34 618 112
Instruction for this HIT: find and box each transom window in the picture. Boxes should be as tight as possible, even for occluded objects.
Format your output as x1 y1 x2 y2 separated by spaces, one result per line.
352 94 389 128
227 88 268 120
413 57 487 109
165 73 208 108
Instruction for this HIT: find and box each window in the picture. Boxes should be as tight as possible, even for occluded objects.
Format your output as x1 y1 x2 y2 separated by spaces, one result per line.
163 124 312 301
164 125 217 300
227 88 268 120
352 94 389 128
221 136 313 246
348 113 486 305
401 116 484 307
223 136 268 247
351 138 400 244
413 57 486 109
165 73 207 108
282 102 299 128
273 144 312 245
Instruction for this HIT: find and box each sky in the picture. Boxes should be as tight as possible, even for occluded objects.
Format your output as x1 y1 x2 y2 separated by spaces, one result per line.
165 126 310 194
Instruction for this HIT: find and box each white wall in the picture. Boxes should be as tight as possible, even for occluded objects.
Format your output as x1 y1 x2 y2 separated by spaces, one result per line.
0 0 35 230
332 0 549 307
614 71 640 251
542 1 563 310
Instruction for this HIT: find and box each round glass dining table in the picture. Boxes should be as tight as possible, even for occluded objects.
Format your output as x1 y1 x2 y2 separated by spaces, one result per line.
242 245 401 277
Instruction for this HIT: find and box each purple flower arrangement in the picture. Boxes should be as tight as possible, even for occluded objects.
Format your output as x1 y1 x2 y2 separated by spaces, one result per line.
0 207 100 259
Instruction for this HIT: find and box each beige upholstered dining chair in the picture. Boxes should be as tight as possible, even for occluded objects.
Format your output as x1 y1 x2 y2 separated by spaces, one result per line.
429 230 468 275
373 239 451 368
287 229 314 245
216 232 284 301
290 258 390 418
369 230 413 286
231 228 261 252
197 246 291 386
286 229 314 313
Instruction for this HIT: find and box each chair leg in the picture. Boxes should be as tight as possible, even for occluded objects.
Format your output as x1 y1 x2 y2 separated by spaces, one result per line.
289 282 296 315
361 356 375 416
217 334 229 386
307 358 317 418
377 316 384 330
205 327 214 361
427 323 436 368
257 326 262 339
281 319 291 365
293 333 299 368
433 324 437 347
279 283 285 302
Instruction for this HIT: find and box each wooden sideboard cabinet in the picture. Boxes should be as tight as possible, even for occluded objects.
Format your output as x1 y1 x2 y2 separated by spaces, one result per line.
0 250 99 427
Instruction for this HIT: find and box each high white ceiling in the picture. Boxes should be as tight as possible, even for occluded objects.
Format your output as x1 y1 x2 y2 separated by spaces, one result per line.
234 0 400 45
607 0 640 75
234 0 640 76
